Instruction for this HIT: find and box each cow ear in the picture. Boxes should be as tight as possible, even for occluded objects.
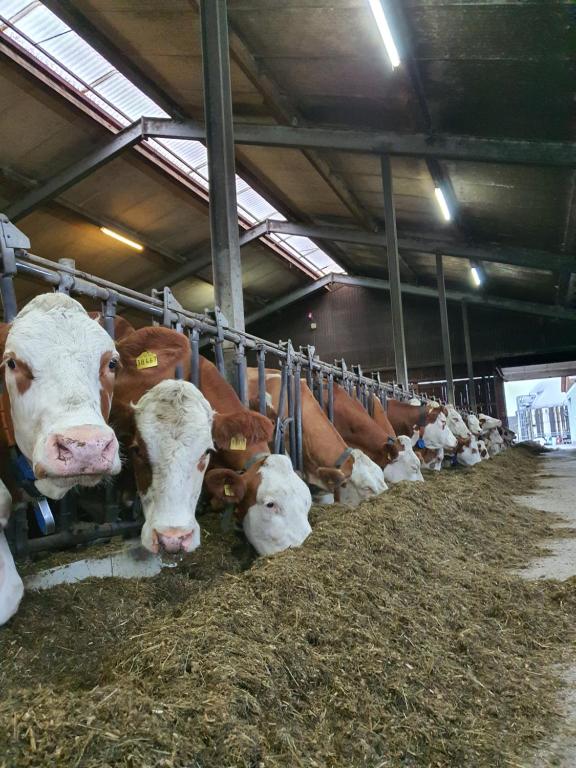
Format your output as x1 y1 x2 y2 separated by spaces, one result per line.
0 323 9 356
212 410 274 450
317 467 347 491
382 442 399 465
116 327 188 369
204 469 246 503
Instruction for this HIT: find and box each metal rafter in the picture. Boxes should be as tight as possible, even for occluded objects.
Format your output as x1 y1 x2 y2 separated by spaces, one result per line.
142 118 576 166
5 121 143 222
240 219 574 273
245 273 576 325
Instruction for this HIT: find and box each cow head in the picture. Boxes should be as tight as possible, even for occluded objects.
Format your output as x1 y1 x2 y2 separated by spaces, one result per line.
130 380 214 554
466 414 482 437
0 294 121 499
205 454 312 556
384 435 424 483
418 407 457 450
478 413 502 432
446 405 472 440
455 435 482 467
339 449 388 506
477 438 490 459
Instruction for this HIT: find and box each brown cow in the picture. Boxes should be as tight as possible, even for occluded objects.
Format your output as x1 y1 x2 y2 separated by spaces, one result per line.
247 370 387 505
111 326 311 555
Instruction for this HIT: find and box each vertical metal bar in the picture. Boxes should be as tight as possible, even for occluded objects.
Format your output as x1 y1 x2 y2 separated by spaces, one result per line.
287 365 297 468
257 346 267 415
305 364 313 390
199 0 245 334
294 362 303 472
316 371 324 409
273 364 288 454
214 338 226 377
234 344 247 405
190 328 200 387
435 254 455 405
461 302 477 411
0 277 17 322
381 155 408 390
328 373 334 423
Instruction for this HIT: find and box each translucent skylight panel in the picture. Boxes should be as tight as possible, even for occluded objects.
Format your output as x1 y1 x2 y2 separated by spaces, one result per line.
236 187 278 222
283 235 319 255
41 31 112 87
11 3 66 43
0 0 31 21
94 71 164 122
157 138 208 169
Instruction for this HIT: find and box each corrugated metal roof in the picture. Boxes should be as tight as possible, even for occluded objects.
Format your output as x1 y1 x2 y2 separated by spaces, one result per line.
0 0 344 278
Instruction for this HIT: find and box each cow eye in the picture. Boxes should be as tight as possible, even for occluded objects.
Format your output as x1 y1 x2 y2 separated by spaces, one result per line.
108 358 119 372
266 501 275 509
130 444 140 456
6 359 16 370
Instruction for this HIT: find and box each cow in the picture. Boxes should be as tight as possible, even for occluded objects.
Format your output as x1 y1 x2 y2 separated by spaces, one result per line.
386 399 457 470
334 389 423 483
0 293 123 626
0 293 121 500
466 414 482 437
0 481 22 626
111 325 312 556
247 371 386 504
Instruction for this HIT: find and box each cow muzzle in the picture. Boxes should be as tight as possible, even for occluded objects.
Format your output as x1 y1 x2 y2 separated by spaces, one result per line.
154 527 198 554
35 425 119 478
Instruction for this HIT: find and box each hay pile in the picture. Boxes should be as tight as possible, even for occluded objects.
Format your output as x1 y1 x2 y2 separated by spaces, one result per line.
1 448 576 767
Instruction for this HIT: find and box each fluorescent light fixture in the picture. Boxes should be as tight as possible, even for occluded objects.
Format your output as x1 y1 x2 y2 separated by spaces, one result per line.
434 187 452 222
367 0 401 69
100 227 143 251
470 265 482 287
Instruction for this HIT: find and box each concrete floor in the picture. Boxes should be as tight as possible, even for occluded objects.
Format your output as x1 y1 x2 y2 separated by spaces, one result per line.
516 450 576 766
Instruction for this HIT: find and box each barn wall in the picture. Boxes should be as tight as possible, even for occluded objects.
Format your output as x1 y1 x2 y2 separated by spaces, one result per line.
248 285 576 376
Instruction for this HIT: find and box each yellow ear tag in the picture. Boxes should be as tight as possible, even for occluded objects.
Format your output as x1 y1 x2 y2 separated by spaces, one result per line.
229 435 247 451
224 483 234 497
136 351 158 370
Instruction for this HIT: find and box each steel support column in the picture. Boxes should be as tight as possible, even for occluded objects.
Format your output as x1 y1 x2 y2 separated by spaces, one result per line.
435 254 455 404
461 302 476 411
199 0 245 334
381 156 408 390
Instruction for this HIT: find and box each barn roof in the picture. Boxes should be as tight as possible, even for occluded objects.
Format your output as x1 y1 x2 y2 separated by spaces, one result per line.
0 0 574 319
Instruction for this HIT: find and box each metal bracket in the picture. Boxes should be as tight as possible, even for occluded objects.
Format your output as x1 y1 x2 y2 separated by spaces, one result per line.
0 214 30 257
102 291 119 339
57 271 75 294
153 286 185 328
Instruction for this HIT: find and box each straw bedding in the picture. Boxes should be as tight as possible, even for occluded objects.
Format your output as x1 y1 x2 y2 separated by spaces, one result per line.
1 446 575 767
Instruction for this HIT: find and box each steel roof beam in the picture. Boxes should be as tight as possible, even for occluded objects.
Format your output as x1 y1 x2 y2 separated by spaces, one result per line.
6 121 143 222
142 118 576 167
246 273 576 325
242 219 573 273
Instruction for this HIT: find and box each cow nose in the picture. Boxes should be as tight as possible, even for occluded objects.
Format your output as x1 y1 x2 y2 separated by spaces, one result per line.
38 425 119 477
155 528 196 554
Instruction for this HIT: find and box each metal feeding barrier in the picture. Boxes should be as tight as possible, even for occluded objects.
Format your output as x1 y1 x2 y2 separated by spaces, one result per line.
0 214 449 557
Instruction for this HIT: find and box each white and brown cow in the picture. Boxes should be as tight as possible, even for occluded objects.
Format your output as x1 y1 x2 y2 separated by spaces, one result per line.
0 293 123 625
111 326 312 557
386 400 457 471
0 293 121 499
368 394 424 483
0 482 22 626
248 371 386 505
